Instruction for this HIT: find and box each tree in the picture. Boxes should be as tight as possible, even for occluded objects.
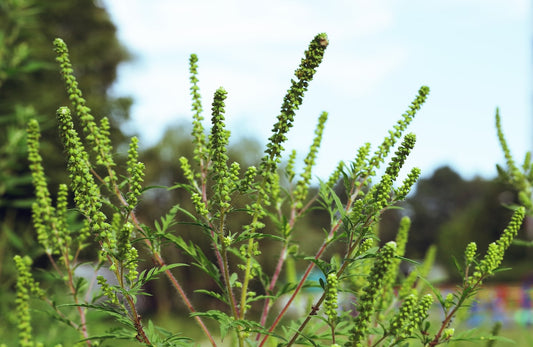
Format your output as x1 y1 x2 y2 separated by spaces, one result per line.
0 0 131 334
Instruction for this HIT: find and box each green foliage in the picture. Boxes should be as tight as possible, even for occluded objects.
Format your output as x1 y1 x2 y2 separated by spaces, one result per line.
6 32 527 347
496 107 533 215
494 107 533 257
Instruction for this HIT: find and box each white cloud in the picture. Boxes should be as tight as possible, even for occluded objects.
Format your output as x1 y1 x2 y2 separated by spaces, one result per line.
104 0 530 180
104 0 402 144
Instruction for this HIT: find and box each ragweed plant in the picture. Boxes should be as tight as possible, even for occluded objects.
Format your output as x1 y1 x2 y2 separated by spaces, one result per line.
11 33 526 347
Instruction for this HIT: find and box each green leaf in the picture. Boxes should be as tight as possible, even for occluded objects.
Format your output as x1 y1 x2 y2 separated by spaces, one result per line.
194 289 228 304
135 263 188 289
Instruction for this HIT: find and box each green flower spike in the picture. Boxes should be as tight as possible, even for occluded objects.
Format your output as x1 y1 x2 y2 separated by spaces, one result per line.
179 156 196 186
347 241 397 347
27 119 54 253
349 237 374 291
464 242 477 266
369 86 429 170
261 33 329 177
97 275 119 305
53 38 116 171
126 137 145 208
389 293 417 340
326 161 344 190
384 133 416 179
208 87 231 211
55 184 73 262
27 121 74 257
14 255 45 347
395 167 421 200
240 165 257 192
379 217 411 311
189 54 208 165
469 206 525 285
495 108 527 192
359 238 374 255
294 111 328 209
416 294 434 323
56 106 113 249
325 272 339 325
285 149 297 182
373 174 394 212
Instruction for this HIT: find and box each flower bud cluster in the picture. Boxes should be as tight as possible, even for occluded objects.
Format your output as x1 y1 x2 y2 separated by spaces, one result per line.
495 108 529 195
126 137 145 208
115 221 139 283
389 293 417 339
379 217 411 311
294 111 328 209
14 255 45 347
353 143 371 175
55 184 74 261
385 133 416 179
469 206 525 285
464 242 477 266
179 156 196 185
415 294 434 324
347 241 397 346
209 88 231 211
369 86 430 169
395 167 421 200
373 174 394 211
285 150 297 182
27 121 81 258
56 107 113 248
53 38 116 171
240 166 257 192
324 272 339 324
97 275 118 305
261 33 328 177
27 120 56 254
359 238 374 254
326 161 344 190
189 54 208 164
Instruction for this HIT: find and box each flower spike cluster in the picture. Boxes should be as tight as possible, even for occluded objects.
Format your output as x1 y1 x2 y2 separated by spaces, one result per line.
27 120 79 258
22 32 526 347
53 38 116 171
56 106 113 248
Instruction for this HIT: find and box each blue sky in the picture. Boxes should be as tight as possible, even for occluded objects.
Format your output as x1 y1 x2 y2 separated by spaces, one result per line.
103 0 530 181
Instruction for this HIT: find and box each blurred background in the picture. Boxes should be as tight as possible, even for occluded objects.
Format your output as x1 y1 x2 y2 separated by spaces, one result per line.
1 0 533 344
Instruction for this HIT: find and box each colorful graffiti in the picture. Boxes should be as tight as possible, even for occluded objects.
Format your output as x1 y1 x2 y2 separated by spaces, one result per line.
441 284 533 327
